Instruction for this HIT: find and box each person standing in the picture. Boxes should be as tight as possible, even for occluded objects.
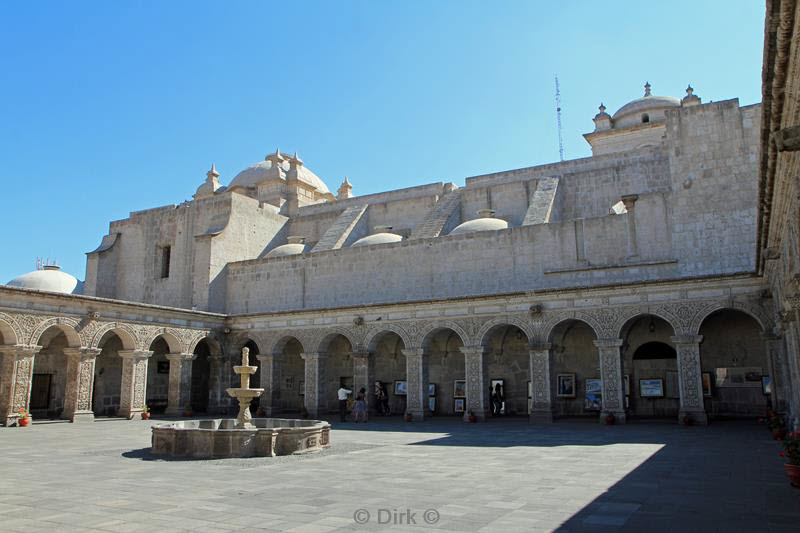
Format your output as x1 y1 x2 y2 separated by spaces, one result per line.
337 385 352 422
353 387 368 422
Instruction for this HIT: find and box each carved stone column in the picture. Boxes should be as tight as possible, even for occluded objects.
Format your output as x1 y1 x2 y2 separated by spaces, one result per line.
165 353 195 416
403 348 427 420
593 339 626 423
460 345 489 421
117 350 152 419
257 353 280 416
62 347 102 422
352 351 373 415
671 335 708 425
763 332 789 414
0 345 41 426
206 355 225 414
301 352 326 418
529 343 554 423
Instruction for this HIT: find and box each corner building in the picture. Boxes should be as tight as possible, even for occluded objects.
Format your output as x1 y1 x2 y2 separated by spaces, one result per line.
1 80 794 429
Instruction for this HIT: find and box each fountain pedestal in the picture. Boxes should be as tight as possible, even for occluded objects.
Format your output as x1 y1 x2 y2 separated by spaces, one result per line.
226 349 264 429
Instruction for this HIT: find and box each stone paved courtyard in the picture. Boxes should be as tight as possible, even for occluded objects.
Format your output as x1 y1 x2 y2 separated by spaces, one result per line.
1 418 798 532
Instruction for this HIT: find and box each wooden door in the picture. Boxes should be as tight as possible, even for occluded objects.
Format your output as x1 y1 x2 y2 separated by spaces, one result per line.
30 374 51 410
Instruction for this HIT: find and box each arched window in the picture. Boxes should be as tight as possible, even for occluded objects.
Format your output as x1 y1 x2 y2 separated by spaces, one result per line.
642 113 650 123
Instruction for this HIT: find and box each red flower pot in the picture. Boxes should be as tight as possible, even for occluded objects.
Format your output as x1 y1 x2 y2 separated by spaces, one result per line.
773 430 786 440
468 415 478 423
605 414 616 425
141 412 150 420
404 414 413 422
785 464 800 488
18 417 29 427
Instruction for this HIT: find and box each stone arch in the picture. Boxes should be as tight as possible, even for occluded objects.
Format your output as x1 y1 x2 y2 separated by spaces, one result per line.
692 303 769 335
266 334 306 356
615 310 677 340
314 328 358 353
476 316 534 349
419 321 469 350
31 317 82 348
146 330 183 354
90 322 137 351
0 313 19 345
364 324 412 353
190 334 222 357
545 316 600 344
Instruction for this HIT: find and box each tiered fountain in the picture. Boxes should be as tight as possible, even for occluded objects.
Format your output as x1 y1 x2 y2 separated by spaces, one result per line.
151 347 330 458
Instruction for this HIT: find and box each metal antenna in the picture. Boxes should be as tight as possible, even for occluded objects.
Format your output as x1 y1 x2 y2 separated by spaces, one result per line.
555 76 565 161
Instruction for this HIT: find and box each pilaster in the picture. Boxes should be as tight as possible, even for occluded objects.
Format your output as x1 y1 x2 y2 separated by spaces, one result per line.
593 339 626 423
460 345 489 421
301 352 326 418
671 334 708 425
763 332 789 414
256 353 279 416
403 348 427 420
165 353 195 416
529 343 554 423
0 345 41 426
62 347 102 423
352 351 373 415
117 350 152 419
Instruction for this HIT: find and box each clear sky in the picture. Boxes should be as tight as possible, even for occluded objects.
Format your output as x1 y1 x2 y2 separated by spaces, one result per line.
1 1 765 284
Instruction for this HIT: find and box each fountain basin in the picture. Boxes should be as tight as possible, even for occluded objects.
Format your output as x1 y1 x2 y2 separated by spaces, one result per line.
151 418 331 458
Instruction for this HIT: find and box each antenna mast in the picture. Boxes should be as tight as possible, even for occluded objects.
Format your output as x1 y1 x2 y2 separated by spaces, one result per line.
555 76 565 161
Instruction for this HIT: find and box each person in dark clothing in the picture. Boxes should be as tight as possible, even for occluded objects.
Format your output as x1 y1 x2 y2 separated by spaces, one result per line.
337 385 352 422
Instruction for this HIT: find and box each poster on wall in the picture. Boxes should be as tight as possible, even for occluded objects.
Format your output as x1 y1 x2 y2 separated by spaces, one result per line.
453 380 466 398
428 396 436 413
394 380 407 396
454 398 465 413
715 367 763 388
585 378 602 410
428 383 436 397
556 374 576 398
762 376 772 395
639 378 664 398
298 380 304 396
702 372 713 397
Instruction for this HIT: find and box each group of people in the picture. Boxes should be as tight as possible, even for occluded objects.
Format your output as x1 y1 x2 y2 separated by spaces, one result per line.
336 381 392 423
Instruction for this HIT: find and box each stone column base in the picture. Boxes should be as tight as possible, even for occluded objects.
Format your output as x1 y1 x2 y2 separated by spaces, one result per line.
3 414 20 426
407 408 425 421
679 410 708 425
117 407 143 420
529 411 554 423
601 410 626 424
463 409 489 422
70 410 95 423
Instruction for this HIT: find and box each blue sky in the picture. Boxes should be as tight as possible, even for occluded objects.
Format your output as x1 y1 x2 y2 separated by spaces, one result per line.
1 1 765 283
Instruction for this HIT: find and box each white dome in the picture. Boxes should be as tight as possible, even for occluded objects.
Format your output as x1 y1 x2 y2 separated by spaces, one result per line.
6 266 82 294
449 215 509 235
351 233 403 247
612 94 680 121
265 243 309 258
229 155 330 194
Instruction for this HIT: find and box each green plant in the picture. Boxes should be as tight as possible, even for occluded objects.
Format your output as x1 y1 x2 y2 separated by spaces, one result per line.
780 431 800 466
17 408 28 419
141 404 149 414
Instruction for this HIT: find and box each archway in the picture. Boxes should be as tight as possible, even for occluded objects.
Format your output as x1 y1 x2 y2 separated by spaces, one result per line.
275 337 305 414
699 309 768 417
620 315 678 419
369 331 406 416
30 325 79 419
92 332 125 417
548 319 598 418
423 328 465 416
190 339 211 413
320 334 353 414
481 324 530 417
145 337 170 414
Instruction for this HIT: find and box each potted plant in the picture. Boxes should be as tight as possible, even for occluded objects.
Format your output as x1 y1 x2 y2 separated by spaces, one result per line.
779 431 800 488
604 412 616 425
141 405 150 420
404 412 413 422
768 413 786 440
17 408 30 427
468 411 478 423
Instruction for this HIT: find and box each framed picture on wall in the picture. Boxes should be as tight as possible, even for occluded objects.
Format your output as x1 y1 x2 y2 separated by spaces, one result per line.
454 398 465 413
702 372 713 397
428 396 436 413
428 383 437 397
298 379 304 396
157 361 169 374
639 378 664 398
453 380 466 398
394 380 407 396
556 374 576 398
585 378 602 410
762 375 772 395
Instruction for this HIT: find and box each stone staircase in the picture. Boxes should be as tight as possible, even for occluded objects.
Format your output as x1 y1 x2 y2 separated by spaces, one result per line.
523 177 560 225
311 204 368 252
410 190 462 239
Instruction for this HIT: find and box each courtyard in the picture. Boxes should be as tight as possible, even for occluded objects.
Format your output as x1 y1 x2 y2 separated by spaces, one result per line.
1 419 798 532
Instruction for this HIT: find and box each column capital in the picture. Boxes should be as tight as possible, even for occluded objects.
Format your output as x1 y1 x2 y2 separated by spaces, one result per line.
401 347 425 357
670 334 703 345
459 345 486 355
166 352 195 362
256 353 276 362
0 344 42 357
62 347 102 359
529 343 552 352
118 350 153 360
593 338 623 349
350 350 371 359
300 351 326 361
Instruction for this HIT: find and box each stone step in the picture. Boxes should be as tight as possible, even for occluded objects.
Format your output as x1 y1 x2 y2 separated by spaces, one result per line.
410 190 462 239
311 204 369 252
523 177 560 225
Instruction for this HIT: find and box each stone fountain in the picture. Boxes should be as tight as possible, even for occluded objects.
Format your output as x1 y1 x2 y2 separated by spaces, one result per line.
151 347 330 459
226 347 263 429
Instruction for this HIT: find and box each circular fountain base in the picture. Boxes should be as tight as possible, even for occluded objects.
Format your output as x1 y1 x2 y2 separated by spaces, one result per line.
151 418 331 458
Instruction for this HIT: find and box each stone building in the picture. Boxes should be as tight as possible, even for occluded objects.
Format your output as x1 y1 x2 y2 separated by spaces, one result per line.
1 65 795 427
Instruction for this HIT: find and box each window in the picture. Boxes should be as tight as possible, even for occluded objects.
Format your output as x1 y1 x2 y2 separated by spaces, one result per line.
159 245 171 278
641 113 650 123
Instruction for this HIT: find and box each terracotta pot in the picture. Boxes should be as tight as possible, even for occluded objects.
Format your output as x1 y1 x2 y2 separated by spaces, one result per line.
404 414 413 422
774 430 786 440
18 417 29 427
605 414 615 425
468 415 478 423
785 464 800 488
